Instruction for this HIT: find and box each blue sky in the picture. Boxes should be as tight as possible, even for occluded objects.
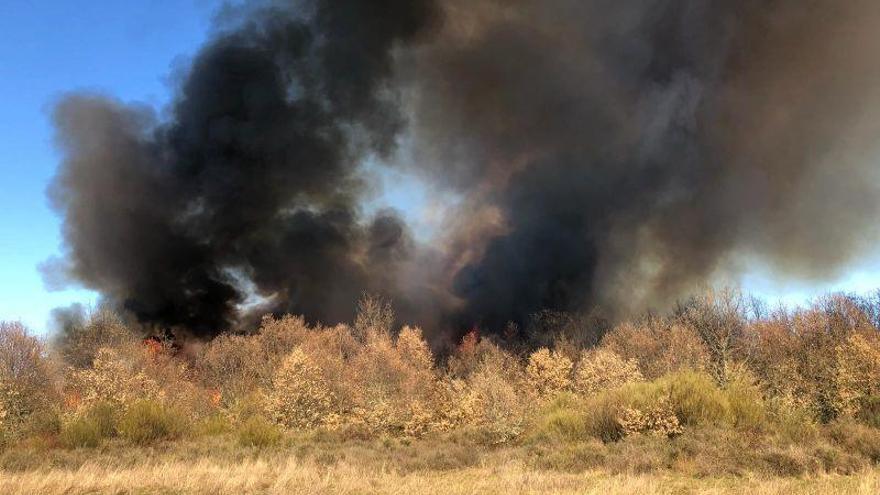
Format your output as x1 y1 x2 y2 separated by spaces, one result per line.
1 0 879 335
0 0 220 333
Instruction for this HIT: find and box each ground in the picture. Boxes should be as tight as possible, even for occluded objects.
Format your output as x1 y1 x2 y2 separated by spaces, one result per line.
1 436 878 494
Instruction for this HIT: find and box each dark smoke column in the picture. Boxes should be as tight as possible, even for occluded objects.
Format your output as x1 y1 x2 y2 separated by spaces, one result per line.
46 0 439 336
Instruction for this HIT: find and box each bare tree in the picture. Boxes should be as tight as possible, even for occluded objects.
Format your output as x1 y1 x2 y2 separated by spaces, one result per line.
354 293 395 343
676 287 746 384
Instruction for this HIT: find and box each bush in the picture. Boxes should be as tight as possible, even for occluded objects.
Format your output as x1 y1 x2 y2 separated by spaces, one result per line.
578 370 745 442
353 293 394 343
343 324 444 435
766 394 819 443
196 413 233 436
256 314 309 358
447 333 521 383
617 396 682 438
83 401 116 438
743 302 868 423
526 348 573 398
264 347 336 430
6 293 880 476
0 377 23 436
396 326 434 372
724 365 768 431
533 393 590 442
446 330 483 378
581 392 626 442
237 416 282 447
59 402 115 449
663 371 730 427
117 400 184 445
198 334 267 405
676 289 747 384
224 392 265 426
59 415 105 449
66 347 160 411
574 348 642 396
465 360 527 444
20 408 62 438
0 322 56 437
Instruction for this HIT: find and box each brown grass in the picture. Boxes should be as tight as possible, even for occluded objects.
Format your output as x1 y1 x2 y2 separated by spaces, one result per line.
1 458 878 495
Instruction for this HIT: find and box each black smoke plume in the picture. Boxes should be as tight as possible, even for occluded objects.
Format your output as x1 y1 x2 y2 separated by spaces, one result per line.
47 0 441 336
47 0 880 338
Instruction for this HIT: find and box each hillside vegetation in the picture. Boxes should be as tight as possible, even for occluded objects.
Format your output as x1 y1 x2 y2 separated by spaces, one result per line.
4 290 880 493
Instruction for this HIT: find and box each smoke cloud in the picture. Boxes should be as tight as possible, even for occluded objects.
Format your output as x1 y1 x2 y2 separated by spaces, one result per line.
47 0 441 336
46 0 880 338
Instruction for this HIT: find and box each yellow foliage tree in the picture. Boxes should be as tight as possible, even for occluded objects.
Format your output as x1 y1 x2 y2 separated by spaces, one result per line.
396 326 434 373
264 347 336 430
835 333 880 417
574 348 643 396
526 348 573 398
68 347 161 411
465 363 527 443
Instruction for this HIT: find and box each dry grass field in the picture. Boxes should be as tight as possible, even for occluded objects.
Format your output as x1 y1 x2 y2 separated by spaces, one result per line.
2 458 879 495
1 433 879 495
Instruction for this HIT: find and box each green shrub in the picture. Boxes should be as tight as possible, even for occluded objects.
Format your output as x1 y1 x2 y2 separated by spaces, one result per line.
59 402 119 449
60 416 104 448
237 416 282 447
542 407 589 441
533 393 590 442
663 371 730 427
117 400 184 445
197 413 233 436
767 395 820 443
579 380 669 442
577 370 757 443
723 370 768 431
85 401 116 438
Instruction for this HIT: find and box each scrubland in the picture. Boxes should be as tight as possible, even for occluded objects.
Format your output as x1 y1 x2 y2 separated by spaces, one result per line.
4 290 880 493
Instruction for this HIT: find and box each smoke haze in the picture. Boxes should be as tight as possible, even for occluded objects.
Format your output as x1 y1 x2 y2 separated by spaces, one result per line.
46 0 880 338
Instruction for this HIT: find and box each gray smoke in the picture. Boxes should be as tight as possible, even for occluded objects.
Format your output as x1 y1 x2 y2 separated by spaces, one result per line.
405 0 880 329
46 0 880 337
